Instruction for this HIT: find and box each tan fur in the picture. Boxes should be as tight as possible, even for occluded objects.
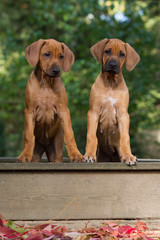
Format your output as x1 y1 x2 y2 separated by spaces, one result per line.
17 39 82 163
84 38 140 165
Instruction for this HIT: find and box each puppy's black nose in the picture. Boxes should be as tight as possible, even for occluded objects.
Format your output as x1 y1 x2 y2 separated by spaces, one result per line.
105 60 120 74
52 66 60 75
108 60 119 69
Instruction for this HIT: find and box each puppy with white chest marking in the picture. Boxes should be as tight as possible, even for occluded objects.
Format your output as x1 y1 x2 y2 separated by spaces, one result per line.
17 39 83 163
84 38 140 165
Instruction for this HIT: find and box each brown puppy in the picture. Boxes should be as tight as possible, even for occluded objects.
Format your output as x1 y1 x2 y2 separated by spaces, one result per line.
84 38 140 165
17 39 82 163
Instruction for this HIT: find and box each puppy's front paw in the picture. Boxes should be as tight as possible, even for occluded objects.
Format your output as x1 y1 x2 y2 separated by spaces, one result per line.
121 154 137 166
83 154 97 163
69 153 83 163
17 151 33 163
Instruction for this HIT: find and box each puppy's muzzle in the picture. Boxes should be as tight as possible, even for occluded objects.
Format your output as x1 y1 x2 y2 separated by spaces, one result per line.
52 66 60 77
104 60 120 74
45 65 61 77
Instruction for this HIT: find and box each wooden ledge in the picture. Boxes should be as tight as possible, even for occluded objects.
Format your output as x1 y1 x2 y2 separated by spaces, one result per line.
0 159 160 171
1 157 160 220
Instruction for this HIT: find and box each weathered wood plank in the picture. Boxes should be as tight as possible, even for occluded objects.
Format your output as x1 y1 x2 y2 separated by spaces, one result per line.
0 162 160 171
0 169 160 220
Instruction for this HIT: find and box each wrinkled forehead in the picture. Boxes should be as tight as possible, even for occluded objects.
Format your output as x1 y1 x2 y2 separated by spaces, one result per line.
104 39 126 53
41 39 63 54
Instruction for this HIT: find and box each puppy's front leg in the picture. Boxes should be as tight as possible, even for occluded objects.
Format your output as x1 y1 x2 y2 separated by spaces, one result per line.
17 108 35 162
84 110 99 162
118 111 137 165
59 107 83 162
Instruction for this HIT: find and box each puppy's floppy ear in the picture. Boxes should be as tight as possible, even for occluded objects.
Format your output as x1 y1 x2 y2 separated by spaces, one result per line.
90 38 109 63
125 43 140 71
61 43 75 72
25 39 45 67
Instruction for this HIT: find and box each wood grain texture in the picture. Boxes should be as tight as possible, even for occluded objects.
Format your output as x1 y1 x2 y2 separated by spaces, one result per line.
0 168 160 220
0 162 160 171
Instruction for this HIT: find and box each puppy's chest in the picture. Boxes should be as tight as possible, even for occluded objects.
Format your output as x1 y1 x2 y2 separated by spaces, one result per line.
34 89 58 125
99 95 118 126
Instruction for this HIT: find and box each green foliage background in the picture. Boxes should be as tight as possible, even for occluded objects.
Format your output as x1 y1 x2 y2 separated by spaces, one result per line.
0 0 159 158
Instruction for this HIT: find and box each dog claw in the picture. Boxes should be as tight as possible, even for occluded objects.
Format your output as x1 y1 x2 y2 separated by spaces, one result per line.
70 154 83 163
121 155 137 166
17 152 33 163
71 158 81 163
83 155 96 163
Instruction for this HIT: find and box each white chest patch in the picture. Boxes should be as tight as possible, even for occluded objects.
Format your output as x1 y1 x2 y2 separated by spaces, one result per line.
108 97 117 106
108 97 117 116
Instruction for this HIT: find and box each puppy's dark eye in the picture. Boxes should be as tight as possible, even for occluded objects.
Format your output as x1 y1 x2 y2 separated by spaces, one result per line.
105 49 111 55
43 52 50 57
59 55 64 60
119 51 125 57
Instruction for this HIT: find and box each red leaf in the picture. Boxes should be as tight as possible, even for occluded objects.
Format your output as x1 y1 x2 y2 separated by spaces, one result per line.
25 232 44 240
44 236 56 240
42 229 53 237
43 224 53 232
54 225 67 234
126 227 136 234
100 226 114 233
84 227 97 233
33 224 52 230
136 219 148 231
0 218 8 227
112 229 119 237
0 225 18 234
61 226 67 233
118 225 133 234
89 238 100 240
2 219 8 225
51 230 62 238
138 230 148 239
105 221 118 228
0 219 3 227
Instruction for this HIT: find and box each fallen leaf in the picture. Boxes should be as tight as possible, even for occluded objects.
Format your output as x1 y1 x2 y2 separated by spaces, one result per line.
136 219 148 232
42 229 54 237
25 232 44 240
